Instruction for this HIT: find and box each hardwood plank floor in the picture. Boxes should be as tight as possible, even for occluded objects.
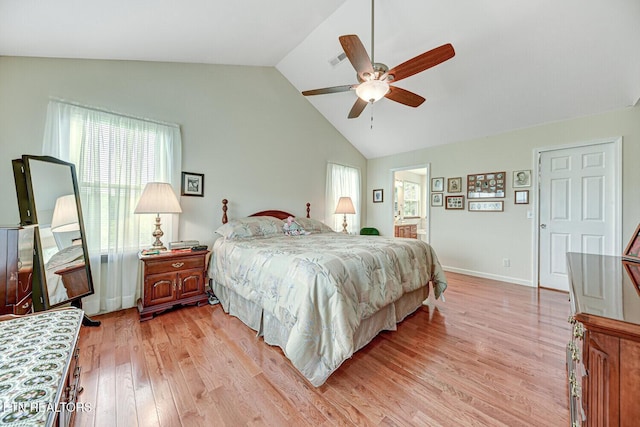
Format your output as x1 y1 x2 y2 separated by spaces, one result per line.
76 272 571 426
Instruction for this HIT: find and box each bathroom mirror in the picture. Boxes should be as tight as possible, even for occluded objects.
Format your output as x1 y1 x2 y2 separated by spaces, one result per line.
13 155 99 325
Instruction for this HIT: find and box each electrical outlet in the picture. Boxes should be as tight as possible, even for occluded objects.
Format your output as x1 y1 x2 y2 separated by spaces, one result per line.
503 258 511 267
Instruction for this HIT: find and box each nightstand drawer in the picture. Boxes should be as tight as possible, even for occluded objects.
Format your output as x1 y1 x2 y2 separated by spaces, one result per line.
144 255 204 275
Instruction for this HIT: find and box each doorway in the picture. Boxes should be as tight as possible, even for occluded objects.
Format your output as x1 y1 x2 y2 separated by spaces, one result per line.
536 138 622 291
392 166 429 242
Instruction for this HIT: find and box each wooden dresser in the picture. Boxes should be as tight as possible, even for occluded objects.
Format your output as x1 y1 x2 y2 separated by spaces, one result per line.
566 253 640 426
394 224 417 239
0 307 84 426
137 250 210 321
0 225 35 315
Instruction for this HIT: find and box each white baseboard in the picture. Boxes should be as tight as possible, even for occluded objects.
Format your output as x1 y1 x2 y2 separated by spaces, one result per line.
442 266 535 287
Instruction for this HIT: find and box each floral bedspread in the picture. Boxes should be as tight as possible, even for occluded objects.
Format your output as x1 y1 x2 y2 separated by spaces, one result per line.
0 308 83 426
211 233 446 386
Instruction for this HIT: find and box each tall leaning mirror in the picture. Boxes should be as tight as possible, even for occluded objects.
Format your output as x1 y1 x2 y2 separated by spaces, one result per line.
12 155 99 326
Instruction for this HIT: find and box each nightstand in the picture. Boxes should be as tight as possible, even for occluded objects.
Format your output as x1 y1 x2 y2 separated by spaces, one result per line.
137 250 210 321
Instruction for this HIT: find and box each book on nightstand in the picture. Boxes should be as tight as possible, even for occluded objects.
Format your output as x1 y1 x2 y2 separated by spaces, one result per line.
168 240 200 250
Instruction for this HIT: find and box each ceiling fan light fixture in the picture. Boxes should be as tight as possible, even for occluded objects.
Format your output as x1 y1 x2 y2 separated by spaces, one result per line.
355 79 389 103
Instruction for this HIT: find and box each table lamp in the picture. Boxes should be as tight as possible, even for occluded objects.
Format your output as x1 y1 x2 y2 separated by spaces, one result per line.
51 194 79 232
334 196 355 234
134 182 182 250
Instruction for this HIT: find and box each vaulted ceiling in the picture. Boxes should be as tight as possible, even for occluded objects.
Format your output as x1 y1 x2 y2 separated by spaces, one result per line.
2 0 639 159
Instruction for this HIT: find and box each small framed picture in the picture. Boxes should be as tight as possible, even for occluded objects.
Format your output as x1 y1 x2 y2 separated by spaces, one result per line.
181 172 205 197
431 177 444 192
623 224 640 261
445 195 464 210
447 177 462 193
513 170 532 188
431 193 443 207
468 201 504 212
514 190 529 204
373 189 383 203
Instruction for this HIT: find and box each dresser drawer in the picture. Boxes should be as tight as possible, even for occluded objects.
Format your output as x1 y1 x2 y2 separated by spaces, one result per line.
144 255 204 275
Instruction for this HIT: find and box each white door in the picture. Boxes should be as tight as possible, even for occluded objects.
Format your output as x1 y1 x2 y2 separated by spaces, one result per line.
539 141 619 291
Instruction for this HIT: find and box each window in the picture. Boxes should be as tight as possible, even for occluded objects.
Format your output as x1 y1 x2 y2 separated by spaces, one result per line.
394 180 421 218
325 163 361 233
42 100 182 313
403 181 421 217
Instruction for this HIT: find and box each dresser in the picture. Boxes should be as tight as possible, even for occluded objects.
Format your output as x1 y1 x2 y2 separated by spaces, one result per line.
137 250 210 321
566 253 640 427
0 225 35 315
394 224 417 239
0 307 84 426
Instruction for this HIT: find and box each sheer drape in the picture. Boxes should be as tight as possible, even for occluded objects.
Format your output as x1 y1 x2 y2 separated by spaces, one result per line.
325 163 361 233
42 100 182 315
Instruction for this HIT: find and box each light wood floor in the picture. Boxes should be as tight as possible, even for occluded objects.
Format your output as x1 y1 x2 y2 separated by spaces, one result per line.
76 272 571 426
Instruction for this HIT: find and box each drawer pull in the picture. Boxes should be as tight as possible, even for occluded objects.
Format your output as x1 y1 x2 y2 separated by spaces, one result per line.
21 301 30 309
172 262 184 268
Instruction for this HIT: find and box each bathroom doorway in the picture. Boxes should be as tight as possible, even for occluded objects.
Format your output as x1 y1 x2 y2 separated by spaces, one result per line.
392 166 429 243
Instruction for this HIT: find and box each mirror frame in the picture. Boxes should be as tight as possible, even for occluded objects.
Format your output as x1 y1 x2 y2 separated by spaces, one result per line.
12 155 95 310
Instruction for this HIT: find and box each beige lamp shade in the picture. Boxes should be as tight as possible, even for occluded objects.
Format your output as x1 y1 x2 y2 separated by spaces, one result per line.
335 196 355 234
134 182 182 250
51 194 80 232
134 182 182 214
334 196 356 215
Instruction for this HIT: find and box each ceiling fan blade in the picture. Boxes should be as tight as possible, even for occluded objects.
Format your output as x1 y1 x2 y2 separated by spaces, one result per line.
385 86 426 107
339 35 374 80
387 43 455 83
302 85 354 96
348 98 369 119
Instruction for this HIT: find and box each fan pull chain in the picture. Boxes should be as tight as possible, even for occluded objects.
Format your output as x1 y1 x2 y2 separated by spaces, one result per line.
370 103 374 130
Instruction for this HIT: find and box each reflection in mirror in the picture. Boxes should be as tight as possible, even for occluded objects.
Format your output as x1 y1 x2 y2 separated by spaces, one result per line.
13 155 98 325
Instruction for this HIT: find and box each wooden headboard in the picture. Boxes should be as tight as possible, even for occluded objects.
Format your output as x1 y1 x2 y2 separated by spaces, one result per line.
221 199 310 224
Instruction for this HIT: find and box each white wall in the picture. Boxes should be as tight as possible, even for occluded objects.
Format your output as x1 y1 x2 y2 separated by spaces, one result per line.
0 57 366 247
367 106 640 286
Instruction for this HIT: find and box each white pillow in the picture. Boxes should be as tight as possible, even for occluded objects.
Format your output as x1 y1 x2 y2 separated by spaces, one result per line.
216 216 284 240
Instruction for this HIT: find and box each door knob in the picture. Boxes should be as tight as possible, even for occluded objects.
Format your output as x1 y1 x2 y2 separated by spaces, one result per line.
540 224 547 229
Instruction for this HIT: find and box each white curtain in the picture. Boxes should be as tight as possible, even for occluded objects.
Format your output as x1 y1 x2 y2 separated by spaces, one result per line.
325 162 361 233
42 100 182 315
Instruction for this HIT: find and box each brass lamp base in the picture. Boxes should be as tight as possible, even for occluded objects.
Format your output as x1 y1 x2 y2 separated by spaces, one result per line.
341 214 349 234
151 214 167 250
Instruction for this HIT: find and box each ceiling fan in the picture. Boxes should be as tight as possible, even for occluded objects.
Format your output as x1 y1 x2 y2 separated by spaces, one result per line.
302 0 455 119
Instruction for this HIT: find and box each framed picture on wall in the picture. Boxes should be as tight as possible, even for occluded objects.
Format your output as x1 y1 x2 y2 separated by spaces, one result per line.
468 200 504 212
513 170 532 188
514 190 529 204
431 177 444 192
447 177 462 193
181 172 205 197
431 193 443 207
373 189 383 203
467 171 506 198
445 195 464 209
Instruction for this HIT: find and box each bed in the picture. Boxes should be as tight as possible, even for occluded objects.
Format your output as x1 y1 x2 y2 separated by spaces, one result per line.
209 200 447 386
45 244 86 305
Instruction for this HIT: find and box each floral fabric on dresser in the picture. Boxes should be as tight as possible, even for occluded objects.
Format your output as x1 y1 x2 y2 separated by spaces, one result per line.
211 233 447 386
0 308 83 426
